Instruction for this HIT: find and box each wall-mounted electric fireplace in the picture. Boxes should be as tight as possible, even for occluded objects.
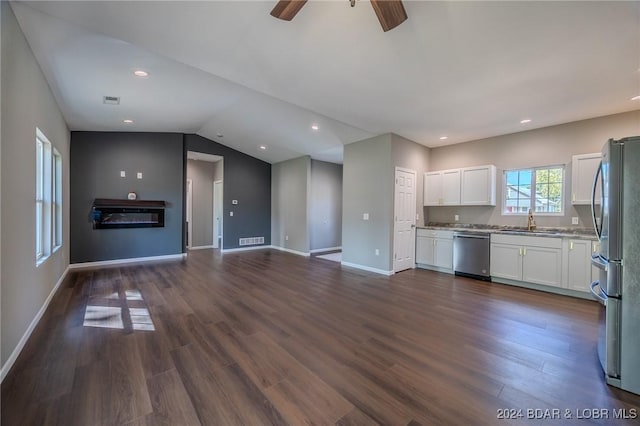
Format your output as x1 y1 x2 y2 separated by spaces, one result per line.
92 199 166 229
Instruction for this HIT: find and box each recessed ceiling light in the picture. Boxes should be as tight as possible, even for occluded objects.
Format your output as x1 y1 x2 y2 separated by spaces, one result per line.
631 95 640 101
311 125 319 131
123 119 134 124
133 70 148 77
259 145 267 150
520 119 532 124
216 133 223 138
439 136 448 140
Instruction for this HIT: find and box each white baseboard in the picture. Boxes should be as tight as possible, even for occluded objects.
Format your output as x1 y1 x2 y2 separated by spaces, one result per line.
188 245 215 251
272 246 310 257
1 266 69 383
221 245 272 254
309 246 342 254
68 253 186 270
340 261 394 276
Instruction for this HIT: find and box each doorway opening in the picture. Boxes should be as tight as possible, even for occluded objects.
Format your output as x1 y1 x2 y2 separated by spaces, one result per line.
186 151 224 250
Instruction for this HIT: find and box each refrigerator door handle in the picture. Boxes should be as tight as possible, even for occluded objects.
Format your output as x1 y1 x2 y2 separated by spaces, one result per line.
591 253 608 271
590 281 607 305
591 160 603 240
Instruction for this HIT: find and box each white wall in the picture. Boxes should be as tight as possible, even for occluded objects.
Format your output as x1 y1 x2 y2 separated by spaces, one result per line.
1 2 70 371
427 111 640 228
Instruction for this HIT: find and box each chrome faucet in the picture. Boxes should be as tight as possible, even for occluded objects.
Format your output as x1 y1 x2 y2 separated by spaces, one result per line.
527 208 536 231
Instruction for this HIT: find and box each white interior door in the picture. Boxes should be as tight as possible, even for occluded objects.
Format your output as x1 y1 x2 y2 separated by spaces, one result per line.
186 178 193 248
213 180 223 249
394 167 417 273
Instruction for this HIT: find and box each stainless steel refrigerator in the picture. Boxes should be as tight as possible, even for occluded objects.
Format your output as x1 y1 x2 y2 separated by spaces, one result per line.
591 136 640 395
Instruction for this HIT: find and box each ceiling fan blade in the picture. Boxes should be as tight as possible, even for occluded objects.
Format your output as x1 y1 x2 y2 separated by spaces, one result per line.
270 0 308 21
370 0 407 32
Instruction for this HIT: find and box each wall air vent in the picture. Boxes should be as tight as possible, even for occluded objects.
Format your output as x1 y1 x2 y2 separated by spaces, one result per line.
239 237 265 246
103 96 120 105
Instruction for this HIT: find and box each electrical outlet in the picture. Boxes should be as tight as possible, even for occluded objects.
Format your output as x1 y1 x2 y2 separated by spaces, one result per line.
120 170 126 177
363 213 369 220
375 249 379 256
454 214 459 222
572 217 579 225
232 200 238 205
137 172 143 179
285 235 289 241
229 211 233 217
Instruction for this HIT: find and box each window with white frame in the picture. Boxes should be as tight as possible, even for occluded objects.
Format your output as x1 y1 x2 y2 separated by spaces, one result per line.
35 128 62 264
503 166 564 215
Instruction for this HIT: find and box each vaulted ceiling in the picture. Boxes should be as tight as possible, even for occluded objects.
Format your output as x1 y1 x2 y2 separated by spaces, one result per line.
11 1 640 164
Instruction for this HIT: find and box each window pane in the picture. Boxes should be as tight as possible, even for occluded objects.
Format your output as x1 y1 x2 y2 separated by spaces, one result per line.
504 166 563 215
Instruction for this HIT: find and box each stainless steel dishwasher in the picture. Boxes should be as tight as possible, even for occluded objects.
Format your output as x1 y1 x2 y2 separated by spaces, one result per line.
453 231 491 281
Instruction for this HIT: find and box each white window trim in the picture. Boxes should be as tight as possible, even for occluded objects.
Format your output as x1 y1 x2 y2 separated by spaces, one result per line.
502 165 565 216
36 128 62 266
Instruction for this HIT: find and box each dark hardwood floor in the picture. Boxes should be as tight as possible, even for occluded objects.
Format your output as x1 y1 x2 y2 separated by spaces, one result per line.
3 249 640 425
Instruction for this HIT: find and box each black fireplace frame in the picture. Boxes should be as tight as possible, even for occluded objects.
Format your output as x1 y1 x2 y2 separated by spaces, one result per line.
92 199 166 229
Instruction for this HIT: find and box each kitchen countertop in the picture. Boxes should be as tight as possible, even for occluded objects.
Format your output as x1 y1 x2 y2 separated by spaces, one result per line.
418 223 597 240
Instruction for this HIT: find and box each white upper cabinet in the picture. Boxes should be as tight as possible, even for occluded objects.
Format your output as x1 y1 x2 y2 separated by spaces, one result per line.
425 165 495 206
571 153 601 205
424 169 460 206
460 165 496 206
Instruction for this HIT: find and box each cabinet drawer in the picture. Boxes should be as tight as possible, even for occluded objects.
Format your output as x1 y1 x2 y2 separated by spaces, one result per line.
491 233 562 249
417 229 453 239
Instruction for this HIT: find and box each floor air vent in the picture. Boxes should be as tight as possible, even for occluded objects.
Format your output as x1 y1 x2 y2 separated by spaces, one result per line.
239 237 264 246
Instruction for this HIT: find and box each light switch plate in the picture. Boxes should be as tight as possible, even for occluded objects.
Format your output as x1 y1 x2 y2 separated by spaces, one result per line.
363 213 369 220
120 170 126 178
137 172 143 179
572 217 579 225
230 211 234 216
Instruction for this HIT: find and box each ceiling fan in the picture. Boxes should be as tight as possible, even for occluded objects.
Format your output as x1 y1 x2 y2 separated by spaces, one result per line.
270 0 408 32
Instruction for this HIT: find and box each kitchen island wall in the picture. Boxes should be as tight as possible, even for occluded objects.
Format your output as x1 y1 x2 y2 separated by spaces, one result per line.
427 110 640 228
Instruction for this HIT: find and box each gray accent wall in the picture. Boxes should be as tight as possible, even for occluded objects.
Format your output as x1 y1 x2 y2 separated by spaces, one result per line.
187 158 222 248
391 134 430 225
342 134 430 272
1 1 70 368
70 132 184 263
185 134 271 250
342 134 394 272
271 156 310 253
309 160 343 251
427 111 640 228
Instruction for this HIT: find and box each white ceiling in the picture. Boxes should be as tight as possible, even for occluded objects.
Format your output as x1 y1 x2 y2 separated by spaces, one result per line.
11 1 640 164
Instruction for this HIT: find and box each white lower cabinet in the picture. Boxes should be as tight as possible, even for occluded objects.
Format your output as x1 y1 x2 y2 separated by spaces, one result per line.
490 234 562 287
566 239 591 292
416 229 453 271
565 238 600 293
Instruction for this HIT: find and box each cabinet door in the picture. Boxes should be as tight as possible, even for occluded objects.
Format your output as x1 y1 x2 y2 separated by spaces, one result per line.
460 165 496 206
522 246 562 287
572 153 601 205
424 172 442 206
416 236 435 265
566 240 590 292
441 170 461 205
434 238 453 269
490 243 522 280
